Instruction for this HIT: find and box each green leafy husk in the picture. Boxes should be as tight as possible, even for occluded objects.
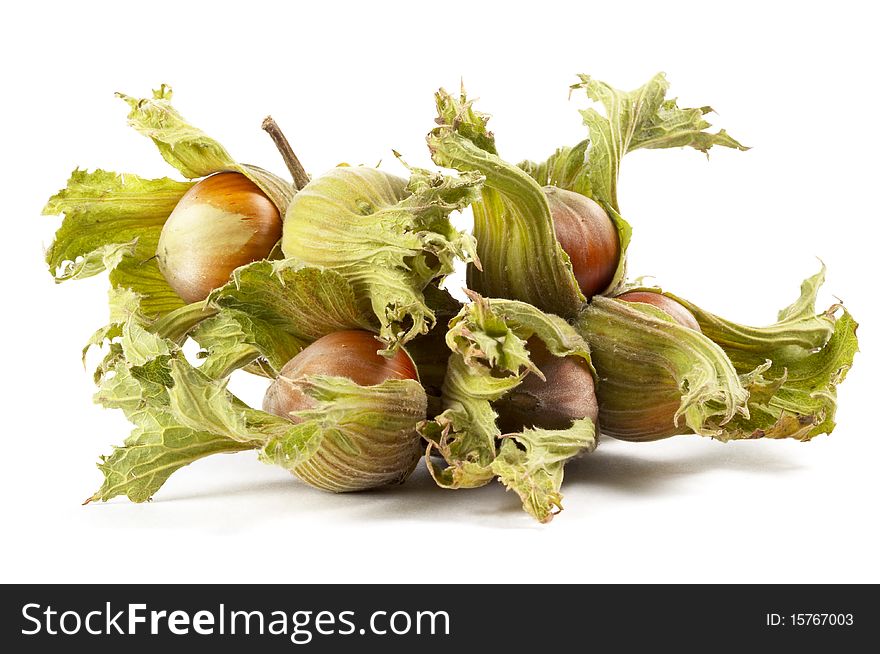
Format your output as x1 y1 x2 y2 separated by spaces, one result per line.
427 88 585 318
428 75 746 319
402 285 463 418
281 163 482 352
419 293 597 523
625 268 858 440
87 319 265 503
518 72 747 298
45 78 859 522
116 85 294 211
193 259 377 378
84 255 383 385
575 295 749 441
262 374 427 492
43 170 193 317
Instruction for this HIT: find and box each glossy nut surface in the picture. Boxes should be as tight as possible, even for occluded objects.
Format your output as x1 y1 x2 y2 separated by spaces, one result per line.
545 186 620 298
262 330 419 421
494 338 598 433
158 172 282 303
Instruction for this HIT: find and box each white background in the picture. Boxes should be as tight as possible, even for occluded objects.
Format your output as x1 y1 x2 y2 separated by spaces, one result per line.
2 0 877 583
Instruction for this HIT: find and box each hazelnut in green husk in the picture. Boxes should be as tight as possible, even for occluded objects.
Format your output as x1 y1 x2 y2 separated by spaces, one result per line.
262 330 427 492
281 163 482 352
576 271 857 443
420 294 597 523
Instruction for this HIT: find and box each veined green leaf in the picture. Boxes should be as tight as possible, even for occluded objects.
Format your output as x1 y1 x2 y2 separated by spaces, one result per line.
88 357 262 504
94 362 166 418
86 302 286 503
167 360 266 443
519 140 594 198
55 240 139 282
121 320 172 367
212 259 374 348
492 419 596 523
88 289 429 501
117 84 234 179
43 169 193 317
523 73 748 212
86 257 378 383
82 287 144 367
85 411 256 504
666 267 834 372
428 88 585 318
281 164 481 351
189 312 264 380
43 169 192 273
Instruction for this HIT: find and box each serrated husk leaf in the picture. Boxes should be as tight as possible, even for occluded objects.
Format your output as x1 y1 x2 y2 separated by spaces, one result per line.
529 72 748 212
667 267 835 373
43 169 193 317
281 164 481 351
87 256 380 382
86 407 256 504
87 356 263 504
88 290 429 501
86 301 299 503
188 312 264 380
403 285 463 418
519 73 746 294
83 286 144 370
428 88 585 318
420 294 596 521
491 419 596 523
175 259 377 378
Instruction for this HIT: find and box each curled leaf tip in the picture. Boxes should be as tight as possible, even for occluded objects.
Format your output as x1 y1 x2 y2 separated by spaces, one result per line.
153 84 173 100
462 287 483 304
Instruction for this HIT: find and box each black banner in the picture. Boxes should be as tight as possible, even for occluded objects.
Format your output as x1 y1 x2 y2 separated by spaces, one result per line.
1 584 874 651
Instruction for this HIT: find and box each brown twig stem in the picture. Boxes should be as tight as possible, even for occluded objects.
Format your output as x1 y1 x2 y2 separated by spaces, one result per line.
262 115 310 190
